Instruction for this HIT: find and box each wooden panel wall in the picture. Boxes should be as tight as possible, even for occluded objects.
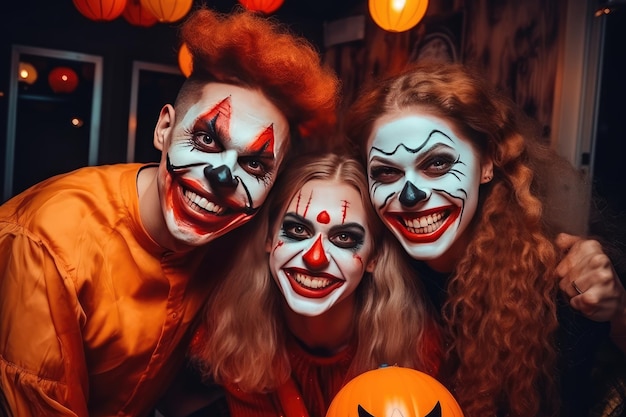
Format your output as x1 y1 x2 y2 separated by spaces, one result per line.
324 0 565 139
462 0 565 139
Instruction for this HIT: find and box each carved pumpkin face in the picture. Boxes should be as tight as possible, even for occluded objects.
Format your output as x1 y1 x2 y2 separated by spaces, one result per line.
326 366 464 417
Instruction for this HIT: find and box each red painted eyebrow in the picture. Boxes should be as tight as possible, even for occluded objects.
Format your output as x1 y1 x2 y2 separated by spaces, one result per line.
196 96 231 142
246 125 275 158
196 96 276 159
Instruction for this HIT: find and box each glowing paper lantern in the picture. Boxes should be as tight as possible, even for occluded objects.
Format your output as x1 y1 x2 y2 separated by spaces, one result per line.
18 62 38 85
139 0 193 23
48 67 79 94
368 0 429 32
123 0 158 27
72 0 127 21
178 43 193 78
326 365 464 417
238 0 285 14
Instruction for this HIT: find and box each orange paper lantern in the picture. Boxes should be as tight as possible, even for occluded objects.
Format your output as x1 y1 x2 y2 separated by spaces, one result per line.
238 0 284 14
139 0 193 23
326 366 464 417
123 0 158 27
18 62 38 85
368 0 429 32
178 43 193 78
48 67 79 94
72 0 127 21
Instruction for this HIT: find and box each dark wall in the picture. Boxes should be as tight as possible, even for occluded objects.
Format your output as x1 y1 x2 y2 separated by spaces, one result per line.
0 1 355 192
590 6 626 266
1 1 187 167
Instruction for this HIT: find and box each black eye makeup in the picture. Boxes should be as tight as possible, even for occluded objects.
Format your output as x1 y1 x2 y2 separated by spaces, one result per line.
418 152 459 176
329 224 365 250
185 114 225 153
238 155 274 181
278 213 366 251
280 213 313 241
369 164 404 184
281 221 311 240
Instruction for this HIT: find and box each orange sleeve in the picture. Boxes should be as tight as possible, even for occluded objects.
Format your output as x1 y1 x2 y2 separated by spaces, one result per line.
0 224 88 417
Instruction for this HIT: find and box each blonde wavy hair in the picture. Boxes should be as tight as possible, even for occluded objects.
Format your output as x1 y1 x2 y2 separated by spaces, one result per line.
190 151 440 393
177 7 340 142
346 61 562 417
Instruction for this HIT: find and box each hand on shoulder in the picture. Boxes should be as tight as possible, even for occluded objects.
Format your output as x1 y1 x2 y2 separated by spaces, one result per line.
556 233 626 353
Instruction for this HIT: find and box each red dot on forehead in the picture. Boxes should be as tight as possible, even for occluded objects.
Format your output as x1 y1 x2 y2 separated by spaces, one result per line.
316 211 330 224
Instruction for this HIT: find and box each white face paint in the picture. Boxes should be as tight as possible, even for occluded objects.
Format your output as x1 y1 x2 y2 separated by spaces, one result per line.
157 83 290 246
269 179 374 317
366 111 488 266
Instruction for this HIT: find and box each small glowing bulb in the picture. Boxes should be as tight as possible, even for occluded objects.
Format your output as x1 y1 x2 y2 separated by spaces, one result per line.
391 0 407 12
71 117 84 127
18 62 38 85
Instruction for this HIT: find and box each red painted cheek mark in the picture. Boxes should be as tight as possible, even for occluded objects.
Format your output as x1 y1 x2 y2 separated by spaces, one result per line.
171 190 204 234
168 178 204 233
272 240 284 255
316 211 330 224
354 254 364 268
302 235 329 269
165 175 187 230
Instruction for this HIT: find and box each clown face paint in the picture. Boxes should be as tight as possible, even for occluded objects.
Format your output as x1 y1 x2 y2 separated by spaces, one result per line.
157 83 289 246
269 179 374 317
366 111 490 267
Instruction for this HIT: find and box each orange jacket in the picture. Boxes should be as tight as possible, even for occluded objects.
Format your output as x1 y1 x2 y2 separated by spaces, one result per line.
0 164 213 417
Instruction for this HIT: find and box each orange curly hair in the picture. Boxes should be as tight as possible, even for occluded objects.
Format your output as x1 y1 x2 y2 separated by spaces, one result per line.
177 7 340 141
346 61 562 417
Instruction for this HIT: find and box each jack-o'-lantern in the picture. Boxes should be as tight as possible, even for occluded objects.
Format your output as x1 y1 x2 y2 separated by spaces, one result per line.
326 365 464 417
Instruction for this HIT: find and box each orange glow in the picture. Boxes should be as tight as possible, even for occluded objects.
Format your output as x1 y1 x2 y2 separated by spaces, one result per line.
18 62 38 85
71 117 85 127
139 0 193 23
122 0 158 27
238 0 285 14
327 366 464 417
72 0 127 21
368 0 429 32
178 43 193 78
48 67 79 94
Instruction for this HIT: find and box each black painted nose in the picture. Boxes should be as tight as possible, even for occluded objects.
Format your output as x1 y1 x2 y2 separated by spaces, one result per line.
204 165 238 191
399 181 427 207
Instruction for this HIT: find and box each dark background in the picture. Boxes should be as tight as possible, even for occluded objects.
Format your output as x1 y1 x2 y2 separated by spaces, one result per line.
1 0 624 244
0 0 364 170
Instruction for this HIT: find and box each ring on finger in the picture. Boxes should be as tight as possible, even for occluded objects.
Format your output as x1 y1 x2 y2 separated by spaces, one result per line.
571 280 584 295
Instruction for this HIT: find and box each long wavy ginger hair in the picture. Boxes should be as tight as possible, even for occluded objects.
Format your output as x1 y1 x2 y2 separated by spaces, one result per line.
191 152 440 393
176 7 339 142
345 62 561 417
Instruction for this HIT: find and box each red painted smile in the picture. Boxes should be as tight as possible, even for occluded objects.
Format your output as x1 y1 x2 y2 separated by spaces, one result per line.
385 205 460 243
284 267 343 299
169 175 252 234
